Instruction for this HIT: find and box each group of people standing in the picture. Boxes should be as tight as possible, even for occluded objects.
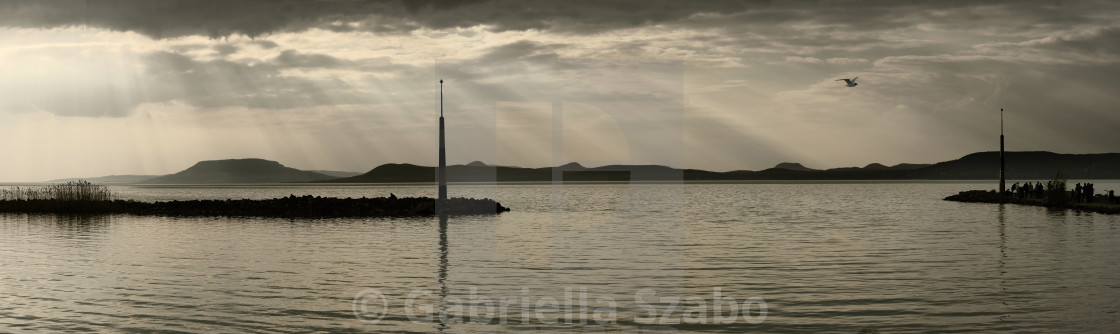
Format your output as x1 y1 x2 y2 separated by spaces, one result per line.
1073 183 1112 203
1008 181 1118 204
1010 182 1045 199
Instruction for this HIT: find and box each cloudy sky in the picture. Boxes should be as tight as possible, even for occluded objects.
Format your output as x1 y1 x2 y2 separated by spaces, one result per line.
1 0 1118 181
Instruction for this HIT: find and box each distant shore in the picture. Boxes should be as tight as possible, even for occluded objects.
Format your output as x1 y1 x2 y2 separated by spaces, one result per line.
945 190 1120 214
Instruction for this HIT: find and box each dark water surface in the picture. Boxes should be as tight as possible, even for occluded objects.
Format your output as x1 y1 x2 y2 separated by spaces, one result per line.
1 182 1118 333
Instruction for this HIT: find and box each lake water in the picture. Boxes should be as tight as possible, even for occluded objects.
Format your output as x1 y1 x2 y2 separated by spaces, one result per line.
1 182 1118 333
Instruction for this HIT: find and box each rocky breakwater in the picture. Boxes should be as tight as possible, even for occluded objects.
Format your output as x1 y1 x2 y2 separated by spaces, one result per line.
0 195 510 217
945 190 1120 214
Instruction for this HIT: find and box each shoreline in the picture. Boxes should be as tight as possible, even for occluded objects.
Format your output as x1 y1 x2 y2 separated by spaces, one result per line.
0 195 510 218
944 190 1120 214
11 179 1118 187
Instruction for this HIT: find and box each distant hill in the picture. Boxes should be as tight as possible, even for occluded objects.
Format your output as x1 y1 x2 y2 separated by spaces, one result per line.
327 163 435 183
915 151 1120 179
325 152 1120 183
48 175 159 183
62 152 1117 184
773 162 816 171
308 170 363 178
718 152 1118 180
142 159 337 184
326 161 653 183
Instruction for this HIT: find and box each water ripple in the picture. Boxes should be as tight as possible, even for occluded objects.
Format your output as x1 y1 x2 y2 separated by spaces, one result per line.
0 182 1117 332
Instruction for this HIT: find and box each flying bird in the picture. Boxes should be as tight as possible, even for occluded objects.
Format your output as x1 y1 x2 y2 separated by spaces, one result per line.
836 77 859 87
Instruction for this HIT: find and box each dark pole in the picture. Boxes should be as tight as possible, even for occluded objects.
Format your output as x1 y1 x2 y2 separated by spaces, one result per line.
438 80 448 204
999 108 1005 195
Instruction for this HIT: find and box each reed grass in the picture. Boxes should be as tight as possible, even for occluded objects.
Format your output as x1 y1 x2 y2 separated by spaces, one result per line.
0 180 113 202
1045 173 1069 205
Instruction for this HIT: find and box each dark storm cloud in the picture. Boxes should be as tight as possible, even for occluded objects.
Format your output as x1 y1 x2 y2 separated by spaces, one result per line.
252 40 279 49
212 43 239 56
1039 28 1120 59
479 40 565 61
273 49 349 68
0 0 401 38
3 0 1113 39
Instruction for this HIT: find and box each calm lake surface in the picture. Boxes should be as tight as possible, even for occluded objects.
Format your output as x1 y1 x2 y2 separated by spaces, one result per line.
1 182 1118 333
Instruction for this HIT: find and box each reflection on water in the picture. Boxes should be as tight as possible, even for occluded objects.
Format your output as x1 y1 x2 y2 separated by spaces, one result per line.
0 183 1118 332
50 214 111 240
438 214 449 333
996 204 1009 322
0 213 112 248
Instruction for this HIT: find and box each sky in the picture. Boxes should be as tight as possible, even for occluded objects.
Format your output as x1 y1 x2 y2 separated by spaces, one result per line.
1 0 1118 181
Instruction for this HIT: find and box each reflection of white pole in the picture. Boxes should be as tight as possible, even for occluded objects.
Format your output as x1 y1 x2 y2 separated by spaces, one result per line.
439 80 447 203
999 108 1005 194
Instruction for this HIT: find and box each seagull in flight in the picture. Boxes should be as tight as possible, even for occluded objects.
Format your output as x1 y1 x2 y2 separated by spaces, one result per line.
836 77 859 87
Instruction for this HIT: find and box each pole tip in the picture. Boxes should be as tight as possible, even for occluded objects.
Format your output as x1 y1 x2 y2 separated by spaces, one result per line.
440 79 443 84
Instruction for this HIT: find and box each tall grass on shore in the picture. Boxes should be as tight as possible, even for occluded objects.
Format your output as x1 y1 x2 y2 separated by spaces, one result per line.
0 180 113 201
0 181 115 213
1045 173 1070 206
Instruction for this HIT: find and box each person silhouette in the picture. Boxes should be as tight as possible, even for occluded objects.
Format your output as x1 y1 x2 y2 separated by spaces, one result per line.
1086 183 1094 203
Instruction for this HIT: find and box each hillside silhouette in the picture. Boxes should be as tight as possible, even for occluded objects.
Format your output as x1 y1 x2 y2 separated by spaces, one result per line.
56 151 1120 184
326 151 1120 182
773 162 817 171
308 170 363 178
914 151 1120 179
142 159 336 184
